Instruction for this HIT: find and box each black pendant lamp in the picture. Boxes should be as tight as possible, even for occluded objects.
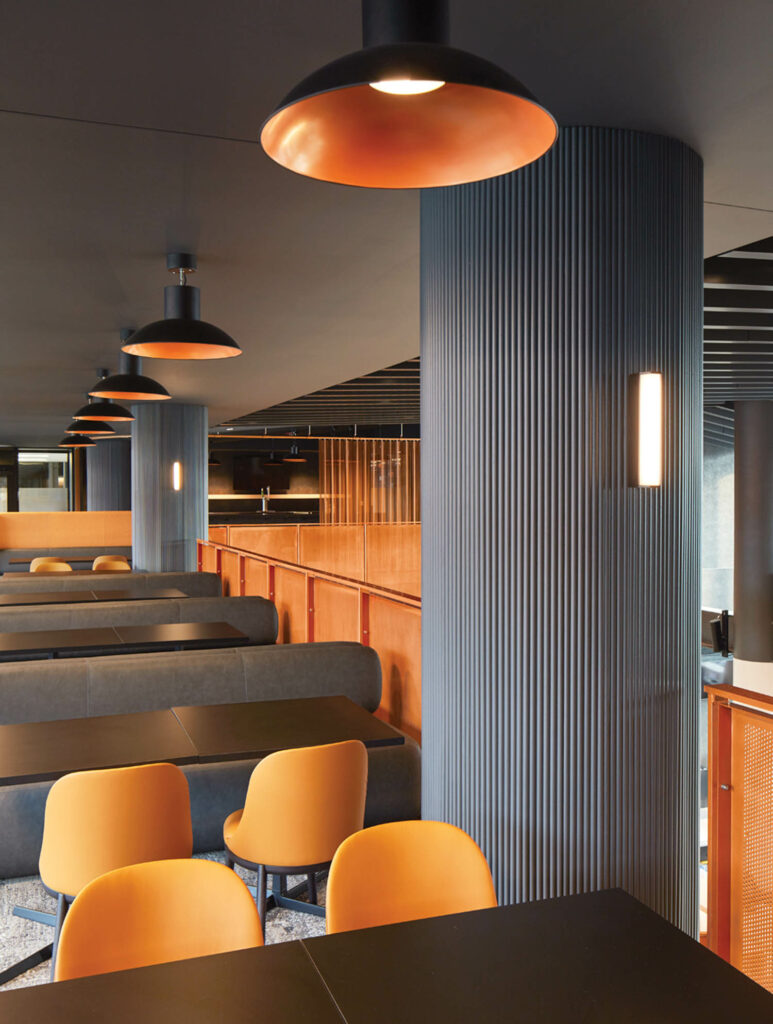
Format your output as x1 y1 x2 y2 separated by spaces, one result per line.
59 434 95 448
284 444 307 463
121 254 241 360
263 451 284 466
208 453 221 467
90 334 172 402
65 418 115 436
261 0 557 189
73 392 134 423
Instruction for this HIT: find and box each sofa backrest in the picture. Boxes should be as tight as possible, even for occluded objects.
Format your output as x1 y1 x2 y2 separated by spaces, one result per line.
0 641 380 724
0 595 276 644
0 571 221 597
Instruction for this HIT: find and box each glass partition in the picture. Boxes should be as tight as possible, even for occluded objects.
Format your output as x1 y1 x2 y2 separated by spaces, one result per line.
17 450 70 511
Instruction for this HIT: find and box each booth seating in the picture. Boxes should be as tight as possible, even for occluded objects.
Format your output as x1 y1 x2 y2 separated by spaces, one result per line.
0 571 221 598
0 547 132 573
0 642 421 877
0 594 277 643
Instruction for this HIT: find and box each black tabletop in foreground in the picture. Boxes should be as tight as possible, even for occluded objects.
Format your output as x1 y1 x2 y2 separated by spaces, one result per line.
0 940 343 1024
1 890 770 1022
303 888 773 1022
172 695 405 762
0 709 198 786
0 621 248 659
0 588 187 608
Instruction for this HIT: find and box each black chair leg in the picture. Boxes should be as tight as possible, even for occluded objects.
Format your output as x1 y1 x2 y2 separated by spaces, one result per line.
307 872 317 905
225 852 235 871
257 864 267 931
49 893 67 982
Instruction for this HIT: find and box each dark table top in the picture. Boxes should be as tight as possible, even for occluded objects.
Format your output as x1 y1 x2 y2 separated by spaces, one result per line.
1 890 770 1021
171 695 405 762
0 941 343 1024
0 709 198 786
94 588 187 602
0 621 248 659
0 591 96 607
0 588 187 607
302 889 773 1023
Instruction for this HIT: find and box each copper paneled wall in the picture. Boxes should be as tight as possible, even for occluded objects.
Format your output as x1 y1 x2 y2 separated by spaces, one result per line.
320 438 420 524
421 127 702 932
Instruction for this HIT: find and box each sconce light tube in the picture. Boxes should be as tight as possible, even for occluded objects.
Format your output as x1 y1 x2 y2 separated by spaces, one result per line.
628 372 663 487
172 461 182 491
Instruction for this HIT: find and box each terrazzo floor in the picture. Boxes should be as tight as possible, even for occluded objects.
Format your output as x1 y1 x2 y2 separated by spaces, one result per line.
0 852 326 991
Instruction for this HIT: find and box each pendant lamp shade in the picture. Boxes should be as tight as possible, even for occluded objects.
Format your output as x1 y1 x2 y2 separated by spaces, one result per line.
66 419 115 436
122 254 241 360
59 434 95 448
263 451 284 466
284 444 307 463
90 340 171 402
74 398 134 422
260 0 557 189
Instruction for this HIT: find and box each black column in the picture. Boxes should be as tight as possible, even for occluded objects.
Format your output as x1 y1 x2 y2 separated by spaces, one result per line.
421 127 703 931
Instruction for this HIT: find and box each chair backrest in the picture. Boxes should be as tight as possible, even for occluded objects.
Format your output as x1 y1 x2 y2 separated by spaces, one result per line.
229 740 368 867
326 820 497 933
54 859 263 981
29 557 66 571
92 558 131 572
39 763 193 898
92 554 129 569
30 558 72 573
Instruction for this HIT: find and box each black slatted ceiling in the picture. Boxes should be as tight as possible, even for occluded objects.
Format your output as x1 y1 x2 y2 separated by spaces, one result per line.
704 236 773 404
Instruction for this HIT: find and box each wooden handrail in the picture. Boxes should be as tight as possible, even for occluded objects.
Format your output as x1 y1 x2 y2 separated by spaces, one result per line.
704 682 773 715
199 539 421 609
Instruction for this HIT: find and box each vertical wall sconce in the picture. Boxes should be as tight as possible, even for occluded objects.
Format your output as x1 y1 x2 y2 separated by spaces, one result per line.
172 461 182 491
628 372 663 487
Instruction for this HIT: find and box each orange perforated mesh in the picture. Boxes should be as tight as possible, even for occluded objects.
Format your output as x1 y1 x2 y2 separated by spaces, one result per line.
738 716 773 991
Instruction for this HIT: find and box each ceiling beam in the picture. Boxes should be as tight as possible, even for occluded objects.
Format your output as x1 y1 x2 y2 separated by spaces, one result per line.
704 257 773 288
704 312 773 329
704 289 773 312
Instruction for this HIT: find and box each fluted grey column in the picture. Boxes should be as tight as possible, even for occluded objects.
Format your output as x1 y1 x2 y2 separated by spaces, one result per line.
421 127 702 932
733 401 773 692
131 402 207 571
86 438 131 510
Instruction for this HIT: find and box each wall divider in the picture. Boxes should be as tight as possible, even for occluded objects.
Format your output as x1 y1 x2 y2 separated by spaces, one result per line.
198 537 421 741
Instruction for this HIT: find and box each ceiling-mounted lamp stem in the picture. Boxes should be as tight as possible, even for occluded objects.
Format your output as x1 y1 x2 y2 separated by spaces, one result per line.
362 0 449 47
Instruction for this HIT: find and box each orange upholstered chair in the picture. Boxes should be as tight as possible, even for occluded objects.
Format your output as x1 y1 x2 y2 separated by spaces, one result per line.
54 859 263 981
92 558 130 572
92 554 129 569
39 763 192 976
326 820 497 934
224 740 367 926
30 558 71 572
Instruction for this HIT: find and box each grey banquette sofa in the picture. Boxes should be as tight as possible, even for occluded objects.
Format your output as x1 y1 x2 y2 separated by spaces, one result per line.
0 570 222 597
0 642 421 877
0 594 278 648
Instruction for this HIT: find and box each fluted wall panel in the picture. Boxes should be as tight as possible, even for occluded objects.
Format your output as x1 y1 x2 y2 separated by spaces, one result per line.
421 128 702 931
86 437 131 510
131 402 207 571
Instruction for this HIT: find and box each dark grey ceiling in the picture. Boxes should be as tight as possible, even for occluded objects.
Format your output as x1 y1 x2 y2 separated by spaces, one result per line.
0 0 772 445
704 237 773 403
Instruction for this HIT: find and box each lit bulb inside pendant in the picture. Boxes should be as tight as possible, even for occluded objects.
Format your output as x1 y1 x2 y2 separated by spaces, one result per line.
369 79 445 95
